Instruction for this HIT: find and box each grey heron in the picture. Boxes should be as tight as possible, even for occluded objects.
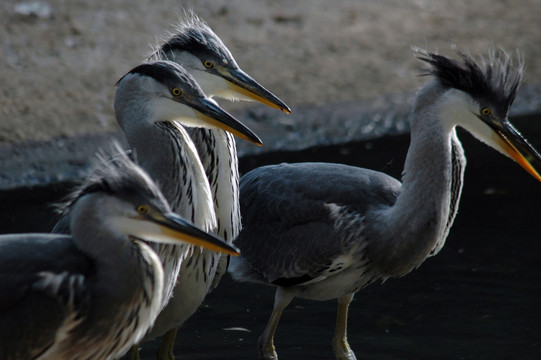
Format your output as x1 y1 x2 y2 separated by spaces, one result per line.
52 60 259 354
139 13 291 359
113 58 264 359
0 145 238 360
229 49 541 360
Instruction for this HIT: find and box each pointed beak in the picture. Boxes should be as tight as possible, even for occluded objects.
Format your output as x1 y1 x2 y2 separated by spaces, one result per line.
121 212 240 256
152 212 240 256
190 97 262 146
490 119 541 182
219 68 292 114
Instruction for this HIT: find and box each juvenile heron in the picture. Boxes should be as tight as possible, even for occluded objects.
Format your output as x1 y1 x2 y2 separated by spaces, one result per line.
143 13 291 358
229 49 541 360
0 146 238 360
111 58 265 359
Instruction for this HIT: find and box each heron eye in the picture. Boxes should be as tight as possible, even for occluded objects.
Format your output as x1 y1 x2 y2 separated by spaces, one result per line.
137 205 149 215
203 60 214 68
171 88 182 96
481 107 491 116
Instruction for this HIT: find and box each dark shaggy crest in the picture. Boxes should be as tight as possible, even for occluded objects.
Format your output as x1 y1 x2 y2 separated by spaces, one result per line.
416 48 524 115
153 10 234 66
56 141 168 215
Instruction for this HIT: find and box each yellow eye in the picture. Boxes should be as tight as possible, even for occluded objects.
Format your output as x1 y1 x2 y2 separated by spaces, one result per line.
171 88 182 96
137 205 149 215
203 60 214 68
481 107 491 116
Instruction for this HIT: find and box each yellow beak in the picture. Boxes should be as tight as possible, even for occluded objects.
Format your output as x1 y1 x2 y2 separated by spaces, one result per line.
120 211 240 256
191 97 263 146
220 68 292 114
492 120 541 182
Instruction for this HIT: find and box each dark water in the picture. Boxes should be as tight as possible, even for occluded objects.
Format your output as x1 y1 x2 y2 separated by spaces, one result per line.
2 130 541 359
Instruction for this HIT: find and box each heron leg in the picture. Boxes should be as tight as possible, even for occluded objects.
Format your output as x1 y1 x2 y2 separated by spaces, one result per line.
157 328 178 360
332 293 357 360
257 287 293 360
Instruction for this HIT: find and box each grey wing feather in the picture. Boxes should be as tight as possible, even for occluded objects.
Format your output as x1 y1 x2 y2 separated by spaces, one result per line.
0 234 93 359
234 162 400 285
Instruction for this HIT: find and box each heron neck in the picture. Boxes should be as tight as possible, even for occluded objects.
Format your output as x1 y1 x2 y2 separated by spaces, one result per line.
397 116 454 227
188 128 241 242
369 108 463 277
126 121 216 231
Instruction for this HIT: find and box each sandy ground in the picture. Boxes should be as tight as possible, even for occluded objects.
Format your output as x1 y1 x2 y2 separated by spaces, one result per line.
1 0 541 145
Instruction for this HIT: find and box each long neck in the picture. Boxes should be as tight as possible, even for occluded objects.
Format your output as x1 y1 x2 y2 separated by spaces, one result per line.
123 120 216 232
368 89 466 277
442 133 466 242
188 128 241 242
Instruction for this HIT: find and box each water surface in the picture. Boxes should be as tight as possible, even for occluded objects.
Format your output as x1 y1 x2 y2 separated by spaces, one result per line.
2 132 540 359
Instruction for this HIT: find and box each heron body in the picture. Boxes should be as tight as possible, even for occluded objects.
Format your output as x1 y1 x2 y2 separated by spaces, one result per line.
229 50 541 360
113 59 260 312
0 147 238 360
106 55 264 360
145 128 240 340
141 13 290 358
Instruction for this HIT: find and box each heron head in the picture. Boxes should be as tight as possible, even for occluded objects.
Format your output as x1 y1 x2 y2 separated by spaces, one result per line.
115 60 262 146
152 12 291 114
64 144 240 256
417 49 541 182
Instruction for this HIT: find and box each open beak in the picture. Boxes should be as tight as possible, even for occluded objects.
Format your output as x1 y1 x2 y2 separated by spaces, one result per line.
490 119 541 182
190 96 262 146
121 211 240 256
219 68 292 114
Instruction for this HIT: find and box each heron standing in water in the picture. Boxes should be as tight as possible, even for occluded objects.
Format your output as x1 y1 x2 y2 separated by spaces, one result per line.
229 49 541 360
138 13 291 359
0 145 238 360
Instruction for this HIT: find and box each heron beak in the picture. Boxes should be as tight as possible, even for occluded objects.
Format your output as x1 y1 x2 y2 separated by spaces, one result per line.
120 213 240 256
490 119 541 182
152 212 240 256
219 68 292 114
190 97 263 146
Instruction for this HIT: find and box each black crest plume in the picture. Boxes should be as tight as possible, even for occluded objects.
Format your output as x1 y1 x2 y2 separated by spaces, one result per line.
152 10 232 63
56 141 167 215
416 48 524 115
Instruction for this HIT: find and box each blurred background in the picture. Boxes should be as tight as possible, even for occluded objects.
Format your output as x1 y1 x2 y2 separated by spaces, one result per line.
1 1 541 359
1 0 540 145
